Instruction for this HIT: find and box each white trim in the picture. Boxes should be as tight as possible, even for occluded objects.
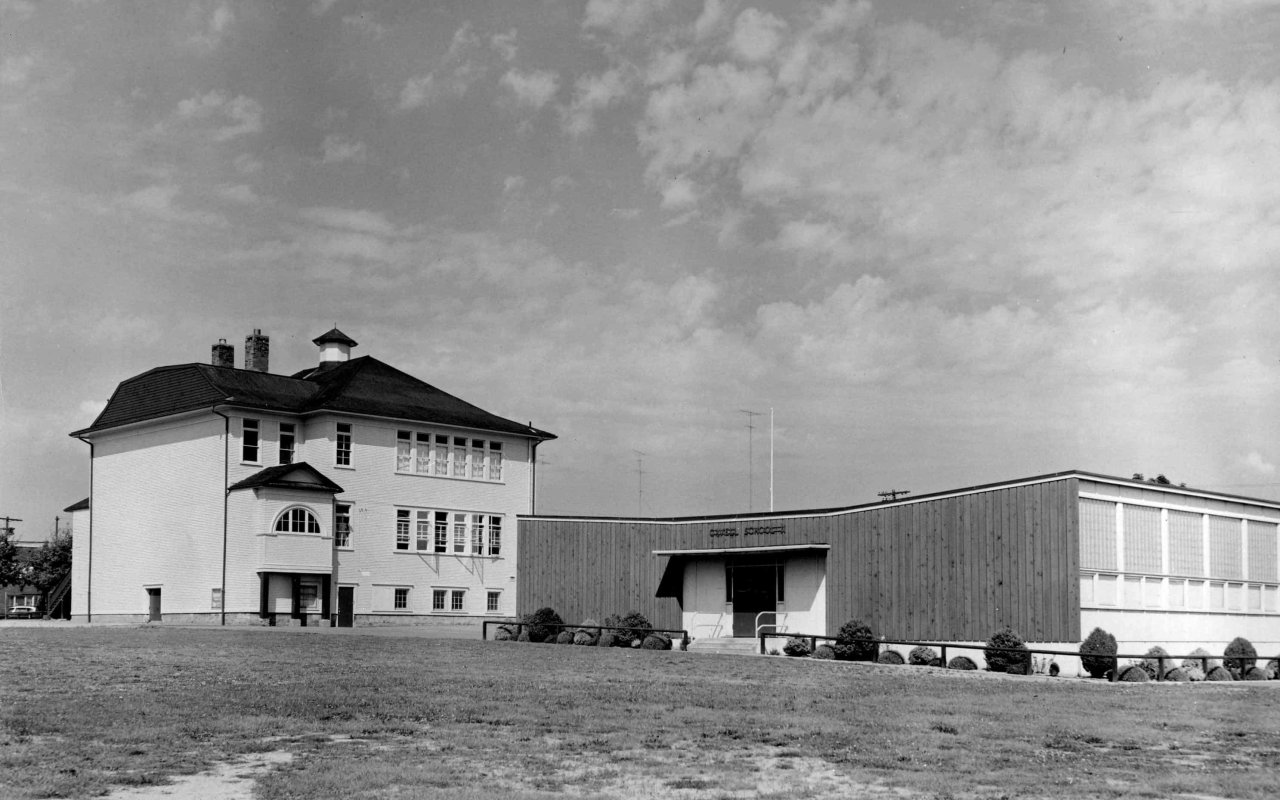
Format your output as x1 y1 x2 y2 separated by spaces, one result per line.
652 544 830 556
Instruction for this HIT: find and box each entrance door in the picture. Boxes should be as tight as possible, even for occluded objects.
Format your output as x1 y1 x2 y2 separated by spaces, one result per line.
337 586 354 628
730 565 777 637
146 588 161 622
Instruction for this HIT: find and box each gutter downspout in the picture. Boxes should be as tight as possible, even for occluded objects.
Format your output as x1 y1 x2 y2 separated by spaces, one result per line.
530 438 541 515
211 403 232 626
74 435 94 623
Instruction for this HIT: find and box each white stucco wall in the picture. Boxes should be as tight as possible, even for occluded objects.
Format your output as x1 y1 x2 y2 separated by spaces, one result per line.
681 554 827 639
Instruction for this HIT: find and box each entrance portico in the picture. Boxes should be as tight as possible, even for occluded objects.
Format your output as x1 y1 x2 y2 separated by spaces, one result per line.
655 544 828 640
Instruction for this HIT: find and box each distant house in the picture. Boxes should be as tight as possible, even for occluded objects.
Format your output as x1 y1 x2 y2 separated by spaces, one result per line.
70 328 554 626
1 540 42 618
519 471 1280 662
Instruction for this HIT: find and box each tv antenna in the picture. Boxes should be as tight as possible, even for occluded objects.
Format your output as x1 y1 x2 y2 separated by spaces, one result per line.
739 410 762 511
633 450 646 516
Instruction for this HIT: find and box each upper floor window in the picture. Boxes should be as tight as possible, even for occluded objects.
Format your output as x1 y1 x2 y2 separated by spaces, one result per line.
334 503 352 548
336 423 352 466
279 423 296 465
394 428 506 483
242 419 260 463
275 507 321 534
395 508 501 556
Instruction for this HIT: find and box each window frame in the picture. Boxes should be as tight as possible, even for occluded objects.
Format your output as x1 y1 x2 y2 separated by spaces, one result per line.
241 418 260 464
486 590 500 613
393 587 409 611
274 506 322 535
279 422 296 465
334 503 352 548
335 422 353 467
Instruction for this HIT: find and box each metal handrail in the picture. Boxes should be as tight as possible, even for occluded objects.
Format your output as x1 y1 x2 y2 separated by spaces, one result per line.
754 610 789 638
753 631 1279 679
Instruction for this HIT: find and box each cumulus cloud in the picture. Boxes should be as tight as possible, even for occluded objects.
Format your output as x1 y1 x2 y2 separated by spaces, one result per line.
321 134 368 164
175 91 262 141
1241 451 1276 476
501 69 560 109
583 0 672 38
562 68 630 136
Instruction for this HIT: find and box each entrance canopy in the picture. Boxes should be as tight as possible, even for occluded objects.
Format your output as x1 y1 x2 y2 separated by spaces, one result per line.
653 544 829 599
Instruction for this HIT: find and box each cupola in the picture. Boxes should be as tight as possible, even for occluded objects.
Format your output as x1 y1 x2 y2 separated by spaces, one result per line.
313 327 358 364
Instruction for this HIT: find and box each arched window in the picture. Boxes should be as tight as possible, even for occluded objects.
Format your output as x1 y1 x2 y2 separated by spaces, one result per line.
274 507 321 534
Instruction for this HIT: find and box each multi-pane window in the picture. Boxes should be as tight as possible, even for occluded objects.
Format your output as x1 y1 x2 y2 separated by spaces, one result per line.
487 591 500 613
396 509 410 550
242 419 260 462
394 588 409 610
451 590 465 611
1168 511 1204 577
1248 521 1278 582
335 503 352 548
336 423 352 466
432 589 446 610
279 423 295 465
394 509 500 555
1208 516 1243 579
1079 499 1117 570
211 588 222 610
395 429 505 482
300 583 319 612
1124 505 1161 574
275 507 321 534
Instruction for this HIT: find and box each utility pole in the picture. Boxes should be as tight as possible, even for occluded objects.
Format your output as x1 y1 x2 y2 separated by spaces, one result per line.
769 407 774 512
739 410 762 512
0 516 21 535
633 450 646 516
878 490 910 502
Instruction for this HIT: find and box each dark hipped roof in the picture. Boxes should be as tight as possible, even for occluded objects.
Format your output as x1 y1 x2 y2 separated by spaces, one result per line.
313 327 358 347
228 463 344 494
63 498 90 512
72 355 555 440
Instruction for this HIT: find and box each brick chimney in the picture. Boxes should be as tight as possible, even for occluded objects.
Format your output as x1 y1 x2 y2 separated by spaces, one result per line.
244 329 270 372
211 338 234 368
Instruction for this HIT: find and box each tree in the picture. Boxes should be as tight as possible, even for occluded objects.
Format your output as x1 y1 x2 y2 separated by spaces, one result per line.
0 528 22 589
30 531 72 598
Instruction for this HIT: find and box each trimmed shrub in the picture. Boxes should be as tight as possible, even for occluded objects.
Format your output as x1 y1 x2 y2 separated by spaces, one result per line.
833 619 879 662
947 656 977 670
641 633 672 650
813 644 835 660
573 618 600 646
573 631 595 646
1184 665 1205 682
1080 627 1118 679
522 607 564 643
597 631 617 649
603 611 653 648
783 637 812 657
493 624 518 641
1182 647 1218 671
1268 658 1280 680
516 630 531 643
1205 665 1234 681
1223 637 1257 678
984 627 1030 674
908 646 939 666
1140 646 1170 680
1164 667 1189 682
1117 664 1150 682
555 630 575 645
876 649 905 665
1243 666 1268 681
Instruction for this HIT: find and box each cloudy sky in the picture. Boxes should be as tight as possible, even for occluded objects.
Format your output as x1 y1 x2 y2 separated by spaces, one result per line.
4 0 1280 539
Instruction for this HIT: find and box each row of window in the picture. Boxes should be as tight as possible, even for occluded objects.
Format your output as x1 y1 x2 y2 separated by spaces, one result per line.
392 587 501 613
395 509 502 556
396 430 502 481
1081 571 1280 614
1080 499 1280 582
240 420 505 484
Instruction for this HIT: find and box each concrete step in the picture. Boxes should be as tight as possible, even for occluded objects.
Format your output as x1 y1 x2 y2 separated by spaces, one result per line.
687 637 761 656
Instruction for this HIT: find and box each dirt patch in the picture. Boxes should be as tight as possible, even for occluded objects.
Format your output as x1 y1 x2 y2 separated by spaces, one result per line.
104 751 293 800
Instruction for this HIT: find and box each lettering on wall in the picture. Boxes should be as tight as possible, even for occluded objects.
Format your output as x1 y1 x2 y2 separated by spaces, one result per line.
707 525 786 538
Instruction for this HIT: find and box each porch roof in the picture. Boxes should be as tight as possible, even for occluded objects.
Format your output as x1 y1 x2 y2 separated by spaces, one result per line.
651 543 830 557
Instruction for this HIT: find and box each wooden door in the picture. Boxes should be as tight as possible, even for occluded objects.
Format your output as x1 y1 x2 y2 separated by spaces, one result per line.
147 588 161 622
337 587 354 628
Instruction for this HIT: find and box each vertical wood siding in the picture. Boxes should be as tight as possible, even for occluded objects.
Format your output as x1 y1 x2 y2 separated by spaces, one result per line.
519 477 1081 641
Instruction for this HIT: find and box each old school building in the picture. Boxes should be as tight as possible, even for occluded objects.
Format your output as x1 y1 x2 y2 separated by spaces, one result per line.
70 328 554 625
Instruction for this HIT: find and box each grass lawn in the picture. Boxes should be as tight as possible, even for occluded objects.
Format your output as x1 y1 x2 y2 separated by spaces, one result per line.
1 626 1278 799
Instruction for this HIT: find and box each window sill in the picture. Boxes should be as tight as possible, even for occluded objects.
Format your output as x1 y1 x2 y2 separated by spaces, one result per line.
393 470 505 485
334 465 356 470
394 551 503 559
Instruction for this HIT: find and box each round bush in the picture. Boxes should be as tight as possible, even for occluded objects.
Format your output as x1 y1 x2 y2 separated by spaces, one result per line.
494 624 518 641
1243 666 1268 681
876 649 905 665
1184 665 1205 682
813 644 835 660
908 646 939 666
555 630 575 645
1164 666 1189 682
947 656 977 670
597 631 617 648
603 611 653 648
516 630 531 643
833 619 879 662
1223 637 1257 678
1117 665 1149 682
1268 658 1280 680
573 618 600 646
1140 646 1170 679
641 633 672 650
1080 627 1118 679
522 607 564 643
1182 647 1218 671
783 637 812 657
573 631 595 646
984 627 1030 674
1205 665 1234 681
